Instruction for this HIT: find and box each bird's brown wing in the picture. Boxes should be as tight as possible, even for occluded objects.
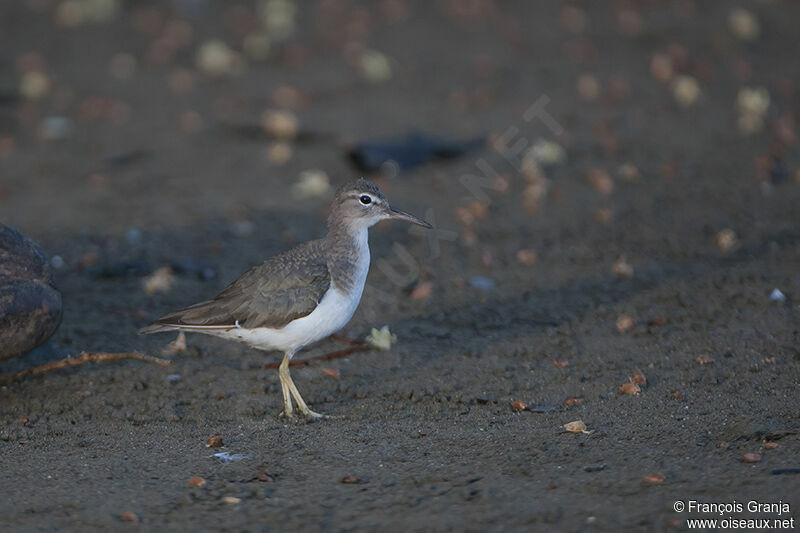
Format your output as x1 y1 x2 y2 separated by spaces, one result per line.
144 240 330 331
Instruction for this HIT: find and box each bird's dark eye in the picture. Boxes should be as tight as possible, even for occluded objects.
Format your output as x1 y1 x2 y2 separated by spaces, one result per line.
359 195 372 205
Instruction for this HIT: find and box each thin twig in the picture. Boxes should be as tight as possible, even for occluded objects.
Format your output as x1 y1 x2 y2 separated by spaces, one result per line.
3 351 172 382
264 345 369 369
329 334 366 346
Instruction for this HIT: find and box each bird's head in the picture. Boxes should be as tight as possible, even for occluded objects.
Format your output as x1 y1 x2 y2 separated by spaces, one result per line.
329 178 432 231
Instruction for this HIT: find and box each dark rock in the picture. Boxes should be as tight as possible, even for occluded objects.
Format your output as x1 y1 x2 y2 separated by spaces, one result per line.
0 224 62 360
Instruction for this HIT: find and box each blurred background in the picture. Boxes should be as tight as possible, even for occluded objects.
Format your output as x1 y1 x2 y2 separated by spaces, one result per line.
1 1 799 530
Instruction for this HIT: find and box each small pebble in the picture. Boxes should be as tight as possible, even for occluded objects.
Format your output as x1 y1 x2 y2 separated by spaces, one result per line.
768 288 785 302
612 256 634 277
188 476 206 487
468 276 495 291
741 453 761 464
119 511 138 523
729 8 760 42
564 420 587 434
360 50 392 83
19 71 51 100
511 400 527 412
39 116 74 141
221 496 241 504
293 169 331 199
619 381 640 395
643 473 666 484
616 313 634 333
716 229 737 253
672 75 700 108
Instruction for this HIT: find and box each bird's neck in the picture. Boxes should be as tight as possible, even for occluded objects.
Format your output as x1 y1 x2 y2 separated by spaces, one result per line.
325 223 370 294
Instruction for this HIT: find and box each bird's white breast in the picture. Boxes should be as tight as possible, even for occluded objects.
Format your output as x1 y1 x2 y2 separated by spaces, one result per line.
218 229 371 355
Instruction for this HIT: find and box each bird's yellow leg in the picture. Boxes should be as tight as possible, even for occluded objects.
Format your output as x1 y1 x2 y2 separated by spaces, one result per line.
285 366 325 419
278 351 294 418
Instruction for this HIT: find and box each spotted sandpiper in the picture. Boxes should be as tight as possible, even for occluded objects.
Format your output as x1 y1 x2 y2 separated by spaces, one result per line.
141 178 431 419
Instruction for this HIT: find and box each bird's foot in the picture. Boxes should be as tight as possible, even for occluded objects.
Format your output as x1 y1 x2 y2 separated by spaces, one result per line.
278 407 329 422
299 407 327 420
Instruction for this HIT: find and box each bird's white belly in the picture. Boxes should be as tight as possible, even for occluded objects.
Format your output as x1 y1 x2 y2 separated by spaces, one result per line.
214 227 371 355
218 282 364 354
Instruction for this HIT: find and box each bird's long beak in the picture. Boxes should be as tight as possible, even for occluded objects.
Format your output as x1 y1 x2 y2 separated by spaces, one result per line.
388 207 432 228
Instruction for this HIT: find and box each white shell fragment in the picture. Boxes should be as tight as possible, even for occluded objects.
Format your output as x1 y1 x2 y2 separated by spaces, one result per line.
769 289 786 302
212 452 251 463
365 325 397 351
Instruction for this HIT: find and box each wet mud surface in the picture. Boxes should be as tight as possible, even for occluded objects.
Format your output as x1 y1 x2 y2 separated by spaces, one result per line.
1 1 799 530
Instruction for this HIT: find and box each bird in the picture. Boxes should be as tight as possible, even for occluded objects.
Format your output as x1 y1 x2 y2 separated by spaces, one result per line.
140 178 431 420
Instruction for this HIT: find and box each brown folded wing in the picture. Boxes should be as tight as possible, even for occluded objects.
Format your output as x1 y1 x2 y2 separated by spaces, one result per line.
148 240 330 330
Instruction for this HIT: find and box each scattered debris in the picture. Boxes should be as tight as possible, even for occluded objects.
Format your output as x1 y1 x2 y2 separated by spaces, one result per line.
741 453 762 464
511 400 527 412
292 169 331 199
188 477 206 487
729 8 760 42
321 367 340 379
162 331 187 355
550 358 569 369
39 116 74 141
564 420 589 434
715 229 737 253
737 87 770 134
696 355 715 365
468 276 495 291
528 138 566 166
587 168 614 195
769 289 786 302
212 452 251 463
260 109 298 140
365 326 397 351
144 266 175 295
19 71 50 100
612 255 634 277
672 75 701 108
410 281 433 301
207 436 224 448
265 142 293 166
616 313 634 333
564 397 582 405
577 74 601 101
618 162 640 182
359 49 392 83
631 369 647 386
196 40 241 77
3 351 171 382
643 472 666 484
516 249 538 266
619 381 641 395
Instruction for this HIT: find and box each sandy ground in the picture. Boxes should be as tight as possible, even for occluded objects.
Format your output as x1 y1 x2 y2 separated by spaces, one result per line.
1 1 799 530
